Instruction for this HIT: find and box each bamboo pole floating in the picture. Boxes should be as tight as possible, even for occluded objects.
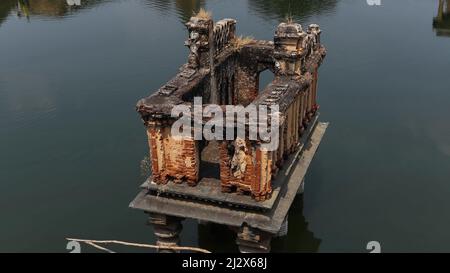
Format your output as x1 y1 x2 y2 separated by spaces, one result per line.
66 238 211 253
85 241 116 253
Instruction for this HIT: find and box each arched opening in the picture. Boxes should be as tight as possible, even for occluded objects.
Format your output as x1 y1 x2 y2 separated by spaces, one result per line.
199 140 221 180
258 69 275 92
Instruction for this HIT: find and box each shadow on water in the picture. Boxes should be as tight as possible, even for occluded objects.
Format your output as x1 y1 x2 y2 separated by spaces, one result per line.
248 0 338 21
0 0 106 25
433 0 450 37
271 195 321 252
197 195 321 253
198 223 239 253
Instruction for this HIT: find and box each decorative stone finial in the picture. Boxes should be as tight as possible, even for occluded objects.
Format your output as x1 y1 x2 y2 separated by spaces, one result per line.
308 24 321 47
185 15 213 69
273 22 307 76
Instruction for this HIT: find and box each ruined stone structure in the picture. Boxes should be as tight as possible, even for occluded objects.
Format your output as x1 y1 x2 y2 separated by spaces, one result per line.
136 15 326 202
131 14 328 252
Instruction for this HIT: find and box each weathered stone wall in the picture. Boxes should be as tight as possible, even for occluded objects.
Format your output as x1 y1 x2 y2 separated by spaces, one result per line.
235 65 259 106
214 56 237 105
234 41 274 106
147 123 200 185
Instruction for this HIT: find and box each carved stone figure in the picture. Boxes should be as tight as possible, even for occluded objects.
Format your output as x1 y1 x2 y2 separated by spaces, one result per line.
187 31 201 68
231 138 247 179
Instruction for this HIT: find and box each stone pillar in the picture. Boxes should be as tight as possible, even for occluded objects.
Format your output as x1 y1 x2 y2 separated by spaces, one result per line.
147 122 164 183
148 213 184 253
308 24 321 113
282 122 288 157
211 19 236 105
307 86 313 119
299 92 305 134
273 22 307 77
308 24 321 49
252 146 272 201
312 67 319 113
236 225 272 253
277 119 284 163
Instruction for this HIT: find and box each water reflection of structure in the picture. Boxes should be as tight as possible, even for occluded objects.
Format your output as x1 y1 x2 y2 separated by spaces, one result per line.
16 0 78 19
0 0 18 26
0 0 102 25
147 0 337 23
67 0 81 6
434 0 450 37
248 0 338 21
271 196 321 252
